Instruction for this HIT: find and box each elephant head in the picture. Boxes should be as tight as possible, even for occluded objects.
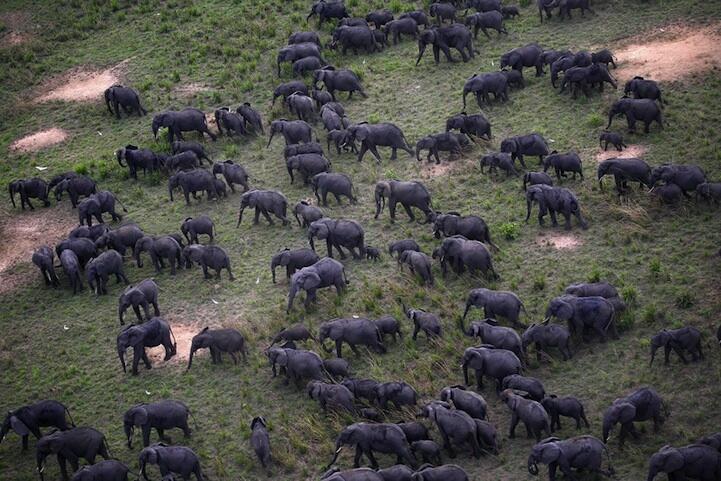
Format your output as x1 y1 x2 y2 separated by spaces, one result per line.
151 114 169 140
647 445 685 481
168 174 181 201
525 186 548 223
649 165 674 186
347 122 370 144
432 212 459 238
270 248 292 283
527 438 563 475
267 120 287 147
602 401 636 443
307 0 326 21
118 286 138 325
123 404 148 449
326 424 366 469
237 190 259 227
500 52 518 70
415 136 435 161
624 76 644 95
117 324 144 373
180 217 193 243
307 218 332 251
287 268 321 312
374 181 391 219
307 380 324 399
54 179 68 201
416 29 438 65
36 431 68 481
133 236 154 270
187 327 213 370
318 320 341 352
500 137 519 155
649 330 672 366
445 113 466 132
8 180 23 208
606 98 630 129
0 411 30 443
138 445 162 481
265 346 289 371
545 297 574 322
211 162 225 177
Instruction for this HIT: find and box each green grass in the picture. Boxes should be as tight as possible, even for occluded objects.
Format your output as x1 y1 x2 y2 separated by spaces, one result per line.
2 0 721 480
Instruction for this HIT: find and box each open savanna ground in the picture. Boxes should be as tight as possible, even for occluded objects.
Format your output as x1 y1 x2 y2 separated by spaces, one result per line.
2 0 721 480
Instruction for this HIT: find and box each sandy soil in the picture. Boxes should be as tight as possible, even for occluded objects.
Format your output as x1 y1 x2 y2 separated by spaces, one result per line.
595 144 647 162
10 128 68 153
0 11 32 47
536 233 583 250
36 69 120 103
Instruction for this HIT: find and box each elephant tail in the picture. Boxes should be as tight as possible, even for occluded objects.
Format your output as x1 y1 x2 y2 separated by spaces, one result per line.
342 266 350 285
168 324 178 352
114 194 129 213
519 301 528 318
64 407 76 428
8 183 16 208
601 441 615 476
102 434 114 460
187 407 199 430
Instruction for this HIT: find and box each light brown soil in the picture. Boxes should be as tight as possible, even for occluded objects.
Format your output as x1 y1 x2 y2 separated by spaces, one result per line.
536 233 583 250
615 24 721 81
418 156 473 178
595 144 647 162
0 11 32 46
205 112 220 136
147 321 201 365
35 67 121 103
10 128 68 153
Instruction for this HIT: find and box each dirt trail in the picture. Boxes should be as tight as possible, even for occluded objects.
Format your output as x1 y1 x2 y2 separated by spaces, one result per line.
10 128 68 153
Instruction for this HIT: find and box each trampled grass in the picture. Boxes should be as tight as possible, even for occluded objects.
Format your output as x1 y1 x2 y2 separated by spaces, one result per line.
1 0 721 480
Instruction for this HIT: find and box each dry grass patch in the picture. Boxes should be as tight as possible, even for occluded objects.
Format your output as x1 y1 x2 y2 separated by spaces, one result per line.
595 144 648 162
535 233 583 250
10 127 68 153
34 66 124 103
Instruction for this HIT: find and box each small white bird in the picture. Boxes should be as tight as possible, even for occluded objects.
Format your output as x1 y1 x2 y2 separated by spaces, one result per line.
145 390 151 396
255 277 260 284
211 299 219 305
63 325 69 331
35 166 48 171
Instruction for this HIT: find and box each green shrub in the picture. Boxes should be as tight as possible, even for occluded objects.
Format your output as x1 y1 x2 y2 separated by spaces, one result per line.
368 113 381 124
617 310 635 332
674 290 694 309
499 222 520 240
519 0 531 6
622 285 637 305
642 304 659 324
532 274 546 291
649 258 661 276
586 113 603 128
74 163 90 175
389 0 404 13
587 266 601 283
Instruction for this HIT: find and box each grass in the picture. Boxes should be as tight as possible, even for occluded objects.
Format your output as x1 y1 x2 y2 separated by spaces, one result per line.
2 0 721 480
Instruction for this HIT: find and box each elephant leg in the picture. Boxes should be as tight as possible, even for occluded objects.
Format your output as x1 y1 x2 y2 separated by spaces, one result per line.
368 144 382 162
475 369 483 390
228 351 238 364
508 413 519 438
353 445 364 468
357 142 369 162
142 350 152 369
439 430 456 458
349 343 361 356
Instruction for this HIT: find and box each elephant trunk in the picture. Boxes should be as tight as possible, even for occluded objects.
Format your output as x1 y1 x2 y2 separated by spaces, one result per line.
187 346 197 370
294 211 302 227
602 418 612 444
9 184 16 208
525 199 532 222
606 112 614 130
374 192 385 219
266 130 275 148
270 258 280 284
168 181 175 201
325 441 344 471
462 360 470 385
118 345 127 373
415 42 426 66
117 149 127 167
124 423 134 449
237 206 246 228
527 455 539 476
118 304 126 326
649 345 659 366
646 465 659 481
459 309 472 335
287 164 295 183
287 284 299 313
308 233 316 251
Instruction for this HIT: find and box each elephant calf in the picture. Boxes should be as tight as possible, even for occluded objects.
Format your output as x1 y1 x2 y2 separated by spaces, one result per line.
411 440 442 465
399 250 434 286
527 436 614 481
500 389 551 442
183 245 234 280
307 380 356 413
32 246 59 288
649 326 703 366
138 444 205 481
405 306 442 340
123 400 192 449
118 279 161 325
250 417 271 469
541 395 590 431
187 327 248 369
270 248 319 283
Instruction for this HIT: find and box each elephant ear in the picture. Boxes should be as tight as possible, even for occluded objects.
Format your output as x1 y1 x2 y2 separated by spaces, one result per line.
279 251 292 266
10 416 30 436
276 350 289 367
616 402 636 424
657 446 684 472
355 127 369 142
133 407 149 425
539 442 562 464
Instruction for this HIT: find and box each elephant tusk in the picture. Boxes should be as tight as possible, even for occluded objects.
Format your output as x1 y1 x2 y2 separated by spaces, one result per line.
335 447 342 454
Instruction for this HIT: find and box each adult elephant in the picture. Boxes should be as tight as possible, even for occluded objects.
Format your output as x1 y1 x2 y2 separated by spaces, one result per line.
500 133 549 168
416 24 475 65
647 444 721 481
308 218 366 259
347 122 414 162
500 390 550 442
183 245 234 280
117 317 177 375
123 400 191 449
331 25 381 55
650 164 706 197
434 236 497 280
168 169 219 205
56 237 97 268
311 173 356 206
546 295 618 342
375 382 417 409
116 145 164 180
268 119 314 146
277 42 325 76
271 248 319 283
286 257 348 312
95 224 145 256
445 112 491 141
374 180 432 223
236 102 264 134
118 278 161 325
500 43 544 76
624 76 665 104
525 184 588 230
432 212 496 248
459 318 524 361
104 84 146 118
237 190 290 226
272 80 310 106
152 108 216 143
322 467 384 481
602 387 666 446
326 422 416 469
607 97 663 133
439 386 488 421
307 0 350 27
138 444 205 481
527 436 614 481
0 400 74 451
36 428 111 481
8 178 50 210
319 318 386 358
649 326 704 366
265 347 325 387
420 402 481 458
462 72 509 108
461 345 522 392
212 160 250 193
537 0 557 23
70 460 130 481
55 175 97 208
597 157 652 193
86 250 129 296
286 153 331 185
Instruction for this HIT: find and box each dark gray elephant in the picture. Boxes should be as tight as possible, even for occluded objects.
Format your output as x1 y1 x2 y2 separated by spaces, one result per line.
546 295 618 343
537 0 557 22
293 200 324 227
250 417 271 469
698 433 721 452
650 183 682 205
501 133 549 168
168 169 219 205
272 80 309 106
286 257 348 312
307 381 356 412
123 400 191 449
57 237 97 267
461 345 522 392
319 318 386 358
429 2 456 24
59 250 84 294
525 184 588 230
237 189 290 226
649 326 703 366
286 153 331 185
330 25 379 55
432 212 497 248
557 0 594 19
138 444 204 481
650 164 706 197
404 306 441 339
324 357 350 379
607 97 663 133
152 108 216 143
214 107 247 137
69 224 110 242
270 324 316 347
314 67 367 100
327 127 356 154
500 389 551 442
541 49 572 66
467 0 502 12
265 348 325 387
415 132 468 164
284 141 324 160
460 318 523 361
311 172 356 205
290 31 321 45
322 467 384 481
415 24 475 65
181 215 214 244
597 157 652 193
374 316 402 342
527 436 613 481
287 92 316 122
366 9 394 27
523 172 554 191
32 245 59 288
500 43 544 76
647 444 721 481
118 279 160 324
388 239 421 258
341 379 380 404
348 122 414 162
399 250 435 286
462 72 509 107
319 104 348 131
308 217 366 259
271 248 319 283
445 112 491 140
48 172 78 193
70 460 129 481
236 102 264 134
0 400 73 451
696 182 721 204
434 236 497 279
412 464 468 481
521 322 573 361
409 441 442 465
420 402 481 458
171 141 211 164
268 119 314 146
55 175 97 208
602 387 666 445
117 317 176 375
439 386 488 420
465 10 506 39
116 145 164 180
307 0 350 27
542 151 583 181
163 151 200 172
624 76 665 104
559 64 617 98
36 428 110 481
501 68 525 89
383 17 419 45
326 422 416 469
183 245 234 280
277 42 324 76
293 56 326 77
400 10 429 28
541 395 590 431
480 152 518 176
8 178 50 210
134 236 183 275
104 84 146 118
187 327 247 369
86 250 129 295
375 180 432 223
501 374 546 401
564 282 626 314
313 88 334 108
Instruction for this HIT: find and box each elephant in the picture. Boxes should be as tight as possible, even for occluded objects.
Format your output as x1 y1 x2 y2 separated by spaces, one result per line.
36 428 111 481
55 175 97 208
94 224 144 256
152 108 216 143
324 357 350 379
647 444 721 481
388 239 421 258
308 217 366 259
564 282 626 314
187 327 248 369
287 92 316 122
467 0 502 12
265 348 325 387
56 237 97 268
439 385 488 420
525 184 588 230
599 131 627 151
651 183 683 205
429 2 456 24
117 317 176 374
124 400 191 449
410 441 442 465
327 423 416 469
319 318 386 358
432 212 497 248
70 460 129 481
500 133 549 168
602 387 666 445
375 180 432 223
500 389 551 442
163 151 200 172
597 157 652 194
320 104 348 132
311 173 356 205
373 316 402 342
557 0 594 19
500 43 544 76
501 5 520 18
183 245 234 280
57 248 87 293
434 236 497 279
541 49 572 66
348 122 414 162
607 97 663 133
480 152 518 176
698 433 721 452
104 84 146 118
462 288 526 325
542 151 584 181
404 306 441 340
341 379 380 404
415 24 475 65
541 395 590 431
366 9 393 27
308 380 356 412
214 108 247 138
460 318 523 361
559 64 617 98
133 236 183 275
272 80 310 106
445 112 491 141
546 295 618 342
267 119 314 146
293 200 324 228
69 224 110 242
592 49 617 68
271 248 319 283
277 42 324 76
307 0 349 27
330 25 381 55
118 279 160 325
286 257 348 312
116 145 164 179
286 153 331 185
313 67 367 101
395 423 429 444
503 69 526 89
383 18 419 45
550 54 585 88
328 129 358 154
168 169 219 205
415 132 468 164
237 190 290 226
523 172 554 191
270 324 316 347
521 322 573 361
465 10 506 39
624 76 665 104
462 72 509 107
1 400 73 451
649 326 704 366
322 467 385 481
249 417 271 469
400 11 429 28
48 171 78 192
86 250 128 295
398 250 435 286
171 141 211 164
461 345 522 392
232 102 264 135
293 56 326 77
181 215 214 245
537 0 557 22
696 182 721 205
527 436 614 481
650 164 707 197
32 245 59 287
289 31 321 45
138 444 204 481
412 464 468 481
285 141 324 160
501 374 546 401
420 402 482 458
312 88 335 109
8 178 50 210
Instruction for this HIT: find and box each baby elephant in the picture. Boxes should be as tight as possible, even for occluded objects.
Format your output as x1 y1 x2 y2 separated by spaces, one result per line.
411 440 442 465
480 152 518 177
649 326 704 366
405 305 442 340
365 246 381 261
250 417 271 469
542 150 583 181
187 327 248 370
541 395 590 431
650 183 682 205
599 131 627 151
696 182 721 205
399 250 434 286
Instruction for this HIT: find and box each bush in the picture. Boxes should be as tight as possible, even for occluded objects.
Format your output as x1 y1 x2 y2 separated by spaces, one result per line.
74 163 90 175
499 222 520 240
368 113 381 124
532 274 546 291
674 290 694 309
587 266 601 283
617 310 635 332
622 286 637 305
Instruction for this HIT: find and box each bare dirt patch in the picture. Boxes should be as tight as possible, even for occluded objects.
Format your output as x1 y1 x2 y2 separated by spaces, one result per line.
35 66 123 103
595 144 647 162
417 156 474 178
10 128 68 153
615 24 721 82
147 321 201 365
174 83 211 98
536 233 583 250
0 11 32 47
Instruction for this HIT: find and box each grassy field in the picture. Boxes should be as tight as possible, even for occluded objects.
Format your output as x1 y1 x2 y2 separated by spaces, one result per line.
2 0 721 479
